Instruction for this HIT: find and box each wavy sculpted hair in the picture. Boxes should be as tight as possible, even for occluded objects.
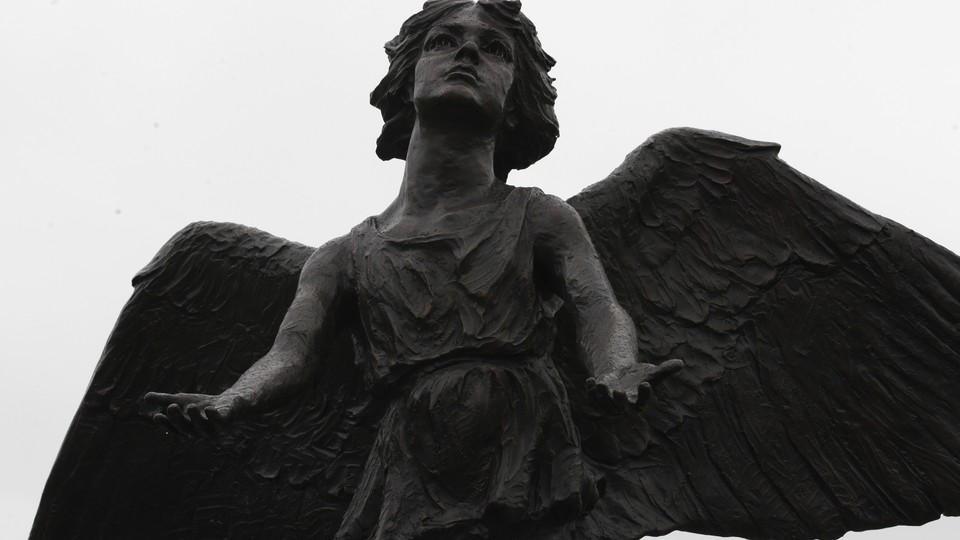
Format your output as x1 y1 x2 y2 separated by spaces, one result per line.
370 0 558 181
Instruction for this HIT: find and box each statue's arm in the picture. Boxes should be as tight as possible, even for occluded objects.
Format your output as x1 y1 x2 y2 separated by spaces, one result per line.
220 235 352 411
530 194 680 407
145 234 354 434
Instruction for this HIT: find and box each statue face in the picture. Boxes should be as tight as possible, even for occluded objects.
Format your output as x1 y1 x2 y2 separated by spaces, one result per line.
412 5 516 128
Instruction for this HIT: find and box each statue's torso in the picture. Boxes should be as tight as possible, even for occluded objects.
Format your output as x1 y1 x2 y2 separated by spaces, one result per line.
351 185 561 385
337 187 601 540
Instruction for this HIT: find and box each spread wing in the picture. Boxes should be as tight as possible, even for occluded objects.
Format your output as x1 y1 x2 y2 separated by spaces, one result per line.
31 222 375 540
560 128 960 540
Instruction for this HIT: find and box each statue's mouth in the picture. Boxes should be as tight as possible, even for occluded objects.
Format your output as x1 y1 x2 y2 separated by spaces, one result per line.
446 66 480 84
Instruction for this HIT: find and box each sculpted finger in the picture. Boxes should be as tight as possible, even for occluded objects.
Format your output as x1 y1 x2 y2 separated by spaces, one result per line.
142 392 171 416
204 406 228 428
185 403 203 423
165 404 193 436
586 379 613 409
144 392 176 406
647 359 684 385
153 413 177 434
146 392 210 410
186 404 217 437
634 382 652 409
611 388 631 410
585 377 602 401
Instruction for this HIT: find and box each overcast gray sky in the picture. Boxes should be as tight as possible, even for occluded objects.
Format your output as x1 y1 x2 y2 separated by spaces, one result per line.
2 1 958 538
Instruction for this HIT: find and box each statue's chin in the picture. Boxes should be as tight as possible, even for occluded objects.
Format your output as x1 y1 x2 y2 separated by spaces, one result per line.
414 88 504 135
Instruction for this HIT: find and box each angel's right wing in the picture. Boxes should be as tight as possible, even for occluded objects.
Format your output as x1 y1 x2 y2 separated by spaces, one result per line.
559 128 960 540
31 222 376 540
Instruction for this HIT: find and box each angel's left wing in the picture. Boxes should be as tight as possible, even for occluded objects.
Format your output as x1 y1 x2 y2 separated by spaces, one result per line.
556 128 960 540
31 222 376 540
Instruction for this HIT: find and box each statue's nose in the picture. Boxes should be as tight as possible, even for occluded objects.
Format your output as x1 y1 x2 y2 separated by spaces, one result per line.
455 40 481 64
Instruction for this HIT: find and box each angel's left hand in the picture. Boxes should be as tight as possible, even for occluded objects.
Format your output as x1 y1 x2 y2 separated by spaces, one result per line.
586 358 683 410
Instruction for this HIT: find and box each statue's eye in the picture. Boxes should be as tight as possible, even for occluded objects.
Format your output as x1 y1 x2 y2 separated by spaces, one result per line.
425 34 456 51
484 41 511 60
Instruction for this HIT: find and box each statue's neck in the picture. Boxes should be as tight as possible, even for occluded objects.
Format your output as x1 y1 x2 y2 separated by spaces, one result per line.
394 120 498 217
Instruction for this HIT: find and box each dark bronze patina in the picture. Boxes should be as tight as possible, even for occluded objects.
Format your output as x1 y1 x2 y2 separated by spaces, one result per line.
32 2 960 539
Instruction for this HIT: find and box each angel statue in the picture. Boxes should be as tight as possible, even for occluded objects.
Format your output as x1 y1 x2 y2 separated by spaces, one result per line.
31 1 960 539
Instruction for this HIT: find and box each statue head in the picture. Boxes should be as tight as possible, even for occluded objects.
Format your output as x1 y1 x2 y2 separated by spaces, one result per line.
371 0 558 180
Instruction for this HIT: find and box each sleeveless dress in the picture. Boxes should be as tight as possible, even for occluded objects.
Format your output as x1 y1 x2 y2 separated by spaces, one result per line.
334 186 601 540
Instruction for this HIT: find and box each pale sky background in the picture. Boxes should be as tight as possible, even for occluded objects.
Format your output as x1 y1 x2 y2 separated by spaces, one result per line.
2 1 959 538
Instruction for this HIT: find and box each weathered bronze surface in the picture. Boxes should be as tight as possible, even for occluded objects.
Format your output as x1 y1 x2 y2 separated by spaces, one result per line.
31 2 960 539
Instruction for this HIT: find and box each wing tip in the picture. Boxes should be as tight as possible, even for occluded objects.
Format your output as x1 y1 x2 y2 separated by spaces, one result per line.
646 127 782 156
131 221 305 287
132 221 232 286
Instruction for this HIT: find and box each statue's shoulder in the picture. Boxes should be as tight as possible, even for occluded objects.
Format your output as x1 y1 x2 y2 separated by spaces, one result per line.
345 215 379 245
333 216 383 269
519 186 583 232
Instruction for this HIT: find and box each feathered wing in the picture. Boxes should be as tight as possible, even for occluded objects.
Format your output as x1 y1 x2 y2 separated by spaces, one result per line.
560 128 960 540
31 222 375 540
31 132 960 540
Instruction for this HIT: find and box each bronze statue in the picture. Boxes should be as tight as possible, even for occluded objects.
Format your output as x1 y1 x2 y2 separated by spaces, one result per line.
32 1 960 539
147 3 681 537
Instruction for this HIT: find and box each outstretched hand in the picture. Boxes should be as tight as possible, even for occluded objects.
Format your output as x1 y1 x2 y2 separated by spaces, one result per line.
586 358 684 411
143 391 245 438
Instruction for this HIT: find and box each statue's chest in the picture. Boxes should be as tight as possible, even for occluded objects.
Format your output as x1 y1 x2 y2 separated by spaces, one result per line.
359 234 527 308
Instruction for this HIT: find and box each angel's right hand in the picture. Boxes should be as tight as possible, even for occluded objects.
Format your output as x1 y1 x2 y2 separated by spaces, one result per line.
143 391 245 438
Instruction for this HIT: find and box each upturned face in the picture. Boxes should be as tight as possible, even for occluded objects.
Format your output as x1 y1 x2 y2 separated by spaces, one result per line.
413 6 516 129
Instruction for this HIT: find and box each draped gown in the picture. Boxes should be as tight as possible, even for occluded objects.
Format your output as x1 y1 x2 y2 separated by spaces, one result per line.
334 186 602 539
